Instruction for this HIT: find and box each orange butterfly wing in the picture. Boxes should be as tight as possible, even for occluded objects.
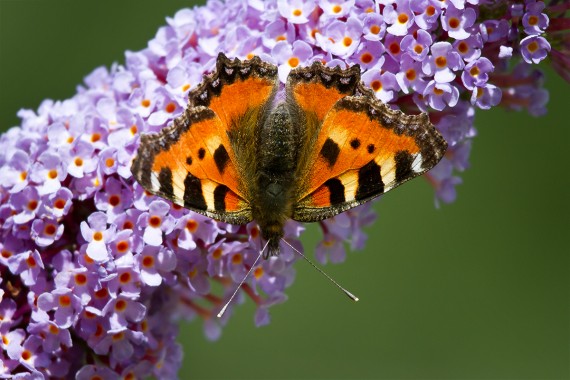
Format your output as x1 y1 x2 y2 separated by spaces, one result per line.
288 65 447 222
131 54 279 224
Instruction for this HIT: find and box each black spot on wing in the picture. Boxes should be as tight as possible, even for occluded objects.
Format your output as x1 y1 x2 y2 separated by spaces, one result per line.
356 160 384 201
367 144 375 154
158 167 174 199
323 178 345 205
350 138 361 149
213 144 230 174
186 156 193 166
320 138 340 167
198 148 206 160
183 172 207 210
395 150 414 182
214 185 230 211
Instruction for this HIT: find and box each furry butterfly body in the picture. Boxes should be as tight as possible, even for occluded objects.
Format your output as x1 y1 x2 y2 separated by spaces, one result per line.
131 53 447 256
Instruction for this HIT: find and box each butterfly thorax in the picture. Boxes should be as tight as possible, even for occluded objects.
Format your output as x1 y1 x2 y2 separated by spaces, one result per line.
253 104 298 256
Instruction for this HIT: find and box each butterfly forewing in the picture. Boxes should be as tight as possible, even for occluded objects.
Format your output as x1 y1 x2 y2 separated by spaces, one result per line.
131 54 279 225
291 84 447 223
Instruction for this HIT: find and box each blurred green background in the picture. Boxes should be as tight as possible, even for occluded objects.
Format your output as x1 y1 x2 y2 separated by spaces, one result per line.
1 1 568 379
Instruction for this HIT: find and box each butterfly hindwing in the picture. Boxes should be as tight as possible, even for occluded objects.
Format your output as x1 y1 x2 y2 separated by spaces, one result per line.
292 92 447 222
132 54 279 224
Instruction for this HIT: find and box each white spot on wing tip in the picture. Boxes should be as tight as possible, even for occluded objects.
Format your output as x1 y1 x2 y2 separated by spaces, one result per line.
412 153 423 173
151 174 161 192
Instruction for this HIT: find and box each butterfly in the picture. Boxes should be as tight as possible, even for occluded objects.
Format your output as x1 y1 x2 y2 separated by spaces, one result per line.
131 53 447 257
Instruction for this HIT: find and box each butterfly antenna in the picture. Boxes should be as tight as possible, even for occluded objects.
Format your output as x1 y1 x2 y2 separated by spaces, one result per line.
281 239 359 302
217 240 270 318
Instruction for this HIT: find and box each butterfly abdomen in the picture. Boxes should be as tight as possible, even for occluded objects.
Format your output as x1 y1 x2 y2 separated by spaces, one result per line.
254 104 299 255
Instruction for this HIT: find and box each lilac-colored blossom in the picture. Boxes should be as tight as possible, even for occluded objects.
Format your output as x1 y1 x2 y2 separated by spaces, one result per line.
520 35 551 64
424 80 460 110
400 29 432 62
383 0 414 36
422 42 464 83
441 4 476 40
278 0 316 24
461 57 494 89
362 13 386 41
522 1 549 35
37 288 83 328
316 17 362 58
273 40 314 82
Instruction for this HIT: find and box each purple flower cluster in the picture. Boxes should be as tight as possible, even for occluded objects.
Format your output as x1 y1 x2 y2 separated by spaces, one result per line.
1 0 567 378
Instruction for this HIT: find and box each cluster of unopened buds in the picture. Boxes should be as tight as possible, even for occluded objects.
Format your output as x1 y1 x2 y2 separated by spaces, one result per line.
0 0 568 378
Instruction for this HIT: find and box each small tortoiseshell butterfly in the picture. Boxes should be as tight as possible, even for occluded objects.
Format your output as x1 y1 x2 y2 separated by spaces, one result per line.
131 53 447 256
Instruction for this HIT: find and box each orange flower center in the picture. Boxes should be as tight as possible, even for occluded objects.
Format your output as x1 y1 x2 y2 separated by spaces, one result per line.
469 66 480 76
142 255 154 268
457 41 468 54
414 44 423 54
115 299 127 312
448 17 460 29
371 80 382 92
48 169 58 180
117 241 129 253
332 5 342 13
91 133 101 143
433 87 444 95
369 25 380 35
342 36 353 47
360 52 373 64
389 42 400 55
21 350 32 361
292 9 302 17
119 272 131 284
27 200 38 211
435 56 447 68
74 157 83 167
109 195 120 207
528 15 538 26
288 57 300 68
406 69 417 81
149 215 161 227
165 102 176 113
527 41 539 53
250 227 259 238
59 295 71 307
397 13 409 24
254 267 264 279
54 199 66 209
44 224 57 235
426 6 435 16
75 273 87 285
26 255 37 267
212 248 223 259
232 253 243 265
141 99 151 108
93 231 103 241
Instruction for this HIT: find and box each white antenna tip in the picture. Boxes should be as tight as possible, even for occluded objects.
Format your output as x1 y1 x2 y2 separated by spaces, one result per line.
216 305 228 318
